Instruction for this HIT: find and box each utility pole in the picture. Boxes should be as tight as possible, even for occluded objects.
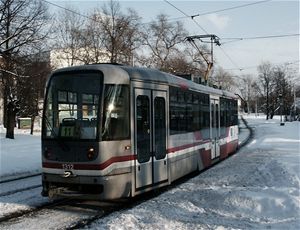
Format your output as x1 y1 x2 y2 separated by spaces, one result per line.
186 34 221 84
279 94 284 126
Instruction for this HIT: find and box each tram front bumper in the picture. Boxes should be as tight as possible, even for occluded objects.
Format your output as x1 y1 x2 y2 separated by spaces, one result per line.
42 172 132 200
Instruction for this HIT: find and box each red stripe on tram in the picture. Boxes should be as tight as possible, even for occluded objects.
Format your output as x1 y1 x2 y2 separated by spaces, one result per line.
43 155 136 171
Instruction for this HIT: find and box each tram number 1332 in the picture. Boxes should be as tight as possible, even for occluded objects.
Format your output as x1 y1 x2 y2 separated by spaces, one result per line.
62 164 74 170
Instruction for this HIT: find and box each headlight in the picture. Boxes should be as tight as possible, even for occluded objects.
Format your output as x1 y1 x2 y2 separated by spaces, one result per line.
87 148 95 160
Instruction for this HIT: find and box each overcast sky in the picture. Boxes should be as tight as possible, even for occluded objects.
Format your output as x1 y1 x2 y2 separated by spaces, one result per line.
50 0 299 78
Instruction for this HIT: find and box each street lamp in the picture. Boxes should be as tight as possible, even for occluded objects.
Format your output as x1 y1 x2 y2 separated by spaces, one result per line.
279 94 285 126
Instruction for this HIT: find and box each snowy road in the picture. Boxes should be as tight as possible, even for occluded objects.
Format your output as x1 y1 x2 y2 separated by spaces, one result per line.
0 116 299 229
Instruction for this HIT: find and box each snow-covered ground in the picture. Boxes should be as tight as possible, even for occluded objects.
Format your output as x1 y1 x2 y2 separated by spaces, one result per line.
0 115 299 229
90 115 300 229
0 127 41 181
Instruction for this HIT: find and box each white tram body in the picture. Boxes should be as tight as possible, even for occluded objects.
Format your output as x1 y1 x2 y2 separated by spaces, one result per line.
41 64 238 200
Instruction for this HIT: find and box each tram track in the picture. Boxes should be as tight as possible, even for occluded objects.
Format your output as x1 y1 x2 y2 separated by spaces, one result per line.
65 200 128 230
0 173 41 184
0 198 72 223
0 174 42 198
239 116 254 148
0 198 117 229
0 173 191 229
0 184 42 197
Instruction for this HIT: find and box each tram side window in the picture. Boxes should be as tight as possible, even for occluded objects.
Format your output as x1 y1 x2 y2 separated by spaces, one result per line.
192 93 200 131
200 94 210 140
170 87 188 134
227 99 234 126
154 97 166 160
220 98 227 136
226 99 231 127
169 86 210 137
186 92 193 132
170 87 184 134
221 98 238 127
231 99 238 125
178 104 186 132
136 95 151 163
231 101 234 125
102 85 129 140
169 87 178 133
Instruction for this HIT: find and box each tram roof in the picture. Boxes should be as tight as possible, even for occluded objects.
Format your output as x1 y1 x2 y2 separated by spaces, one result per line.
51 64 237 99
120 65 236 99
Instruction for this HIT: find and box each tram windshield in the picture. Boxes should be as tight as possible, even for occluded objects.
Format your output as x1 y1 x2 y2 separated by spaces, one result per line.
101 84 129 140
43 71 103 140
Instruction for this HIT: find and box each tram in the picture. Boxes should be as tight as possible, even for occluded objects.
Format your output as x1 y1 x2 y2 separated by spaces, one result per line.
41 64 238 199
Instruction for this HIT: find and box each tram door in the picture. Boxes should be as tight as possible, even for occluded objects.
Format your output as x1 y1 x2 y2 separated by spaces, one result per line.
210 99 220 159
135 89 168 190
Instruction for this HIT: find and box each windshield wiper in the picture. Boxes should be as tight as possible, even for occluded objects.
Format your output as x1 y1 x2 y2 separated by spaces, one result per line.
43 115 70 152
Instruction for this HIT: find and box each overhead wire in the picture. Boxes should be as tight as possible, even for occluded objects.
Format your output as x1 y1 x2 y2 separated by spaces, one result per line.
195 0 272 17
221 33 300 45
162 0 296 71
217 46 242 71
166 0 272 22
222 60 300 71
162 0 209 34
162 0 242 70
42 0 96 22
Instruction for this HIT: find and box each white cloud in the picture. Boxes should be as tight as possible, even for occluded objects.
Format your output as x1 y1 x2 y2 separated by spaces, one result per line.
205 13 231 30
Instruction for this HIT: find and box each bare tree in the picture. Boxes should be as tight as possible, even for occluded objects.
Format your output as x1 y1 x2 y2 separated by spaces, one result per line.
51 1 141 67
271 66 294 116
52 7 84 67
257 62 273 119
255 62 296 119
210 67 236 91
237 74 257 114
184 45 207 75
94 0 141 64
78 12 106 64
163 55 202 76
0 0 50 139
139 13 188 70
16 52 51 134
